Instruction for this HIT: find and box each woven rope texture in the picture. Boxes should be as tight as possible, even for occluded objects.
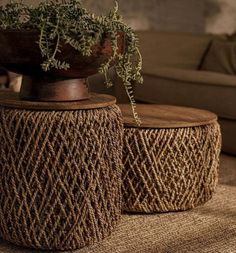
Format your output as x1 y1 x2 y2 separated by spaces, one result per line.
0 105 123 250
122 123 221 213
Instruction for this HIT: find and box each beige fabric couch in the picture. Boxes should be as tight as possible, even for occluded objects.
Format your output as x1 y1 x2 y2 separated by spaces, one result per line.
134 31 236 155
90 31 236 155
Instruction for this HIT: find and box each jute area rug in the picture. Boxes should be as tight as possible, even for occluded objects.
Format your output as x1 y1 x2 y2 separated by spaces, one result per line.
0 154 236 253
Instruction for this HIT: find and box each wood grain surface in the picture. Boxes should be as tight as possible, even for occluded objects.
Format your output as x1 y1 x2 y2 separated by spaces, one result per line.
0 91 116 110
119 104 218 128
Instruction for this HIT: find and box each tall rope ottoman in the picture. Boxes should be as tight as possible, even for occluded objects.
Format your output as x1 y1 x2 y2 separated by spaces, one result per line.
120 104 221 213
0 92 123 250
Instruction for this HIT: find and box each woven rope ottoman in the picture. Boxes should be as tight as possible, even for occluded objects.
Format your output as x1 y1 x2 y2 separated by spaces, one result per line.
120 104 221 213
0 92 123 250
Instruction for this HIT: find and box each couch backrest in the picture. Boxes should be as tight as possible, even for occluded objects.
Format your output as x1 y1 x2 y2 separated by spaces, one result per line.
136 31 217 71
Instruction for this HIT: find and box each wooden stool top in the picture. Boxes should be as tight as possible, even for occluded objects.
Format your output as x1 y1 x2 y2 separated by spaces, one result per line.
119 104 218 129
0 91 116 110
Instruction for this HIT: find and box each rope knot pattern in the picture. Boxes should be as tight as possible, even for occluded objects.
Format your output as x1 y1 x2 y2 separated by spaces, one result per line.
0 105 123 250
122 123 221 213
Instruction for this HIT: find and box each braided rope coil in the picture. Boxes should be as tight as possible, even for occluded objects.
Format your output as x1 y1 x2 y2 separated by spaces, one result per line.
0 105 123 250
122 123 221 213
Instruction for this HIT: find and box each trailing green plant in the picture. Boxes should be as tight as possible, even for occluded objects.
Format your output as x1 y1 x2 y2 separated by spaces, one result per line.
0 0 143 124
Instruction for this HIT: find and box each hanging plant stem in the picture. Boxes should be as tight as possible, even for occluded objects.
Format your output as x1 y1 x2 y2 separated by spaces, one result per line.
0 0 143 124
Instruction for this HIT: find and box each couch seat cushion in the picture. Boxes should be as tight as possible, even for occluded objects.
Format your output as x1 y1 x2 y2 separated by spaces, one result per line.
134 67 236 120
142 67 236 86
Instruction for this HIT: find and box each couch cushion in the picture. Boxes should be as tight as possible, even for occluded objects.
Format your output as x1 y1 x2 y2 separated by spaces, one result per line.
200 40 236 75
134 68 236 120
141 67 236 86
136 31 215 70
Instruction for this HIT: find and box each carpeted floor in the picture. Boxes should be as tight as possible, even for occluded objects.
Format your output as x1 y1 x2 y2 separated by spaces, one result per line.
0 154 236 253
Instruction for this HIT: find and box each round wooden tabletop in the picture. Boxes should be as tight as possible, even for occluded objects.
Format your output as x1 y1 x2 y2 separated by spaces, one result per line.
0 91 116 110
119 104 218 129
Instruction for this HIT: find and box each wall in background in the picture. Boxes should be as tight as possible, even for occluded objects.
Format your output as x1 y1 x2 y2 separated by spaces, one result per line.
206 0 236 34
1 0 236 34
0 0 205 33
82 0 205 33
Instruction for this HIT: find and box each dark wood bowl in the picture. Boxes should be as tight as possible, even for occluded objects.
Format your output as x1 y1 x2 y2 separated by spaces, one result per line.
0 30 125 78
0 30 125 101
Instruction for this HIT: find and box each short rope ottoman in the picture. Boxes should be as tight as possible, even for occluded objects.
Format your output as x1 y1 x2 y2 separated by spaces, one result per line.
0 92 123 250
120 104 221 213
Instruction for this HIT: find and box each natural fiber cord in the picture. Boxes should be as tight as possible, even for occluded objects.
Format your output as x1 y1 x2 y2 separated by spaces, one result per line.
122 123 221 213
0 183 236 253
0 105 123 250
